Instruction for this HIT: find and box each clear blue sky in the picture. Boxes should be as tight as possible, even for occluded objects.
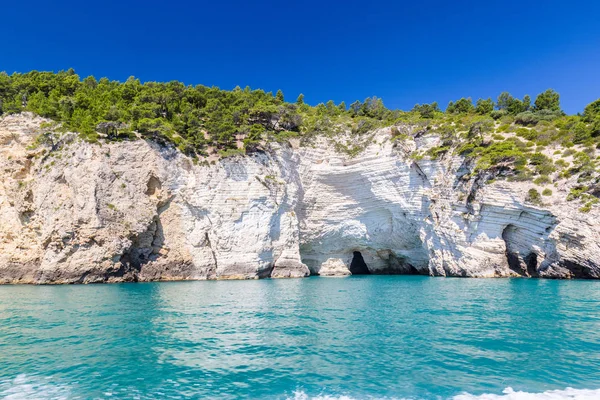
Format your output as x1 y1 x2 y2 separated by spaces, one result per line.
2 0 599 114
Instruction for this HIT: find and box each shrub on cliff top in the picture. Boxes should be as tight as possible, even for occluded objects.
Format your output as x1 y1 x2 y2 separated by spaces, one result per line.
447 98 475 114
475 98 494 115
583 99 600 122
411 102 440 119
473 140 527 172
515 112 539 126
526 188 542 204
534 89 561 112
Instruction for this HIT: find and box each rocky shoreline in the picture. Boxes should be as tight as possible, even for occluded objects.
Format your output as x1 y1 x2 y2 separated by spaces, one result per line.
1 113 599 284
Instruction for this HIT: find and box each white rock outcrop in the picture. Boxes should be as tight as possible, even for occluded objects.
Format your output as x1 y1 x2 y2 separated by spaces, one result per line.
0 113 598 283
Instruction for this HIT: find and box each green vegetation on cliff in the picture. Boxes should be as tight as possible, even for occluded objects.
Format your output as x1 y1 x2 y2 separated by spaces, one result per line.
1 70 599 170
0 69 401 156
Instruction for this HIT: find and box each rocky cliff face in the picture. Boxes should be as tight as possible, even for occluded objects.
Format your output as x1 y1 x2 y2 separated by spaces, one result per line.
1 113 598 283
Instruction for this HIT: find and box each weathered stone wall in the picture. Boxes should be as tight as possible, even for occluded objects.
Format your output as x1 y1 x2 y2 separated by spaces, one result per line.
0 113 598 283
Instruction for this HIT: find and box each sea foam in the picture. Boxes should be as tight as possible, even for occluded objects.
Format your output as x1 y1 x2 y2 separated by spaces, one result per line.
0 375 71 400
452 387 600 400
288 387 600 400
2 379 599 399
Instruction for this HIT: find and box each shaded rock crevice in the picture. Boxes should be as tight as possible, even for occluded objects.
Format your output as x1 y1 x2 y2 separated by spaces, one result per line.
119 215 164 272
349 251 370 275
118 196 174 277
502 224 539 277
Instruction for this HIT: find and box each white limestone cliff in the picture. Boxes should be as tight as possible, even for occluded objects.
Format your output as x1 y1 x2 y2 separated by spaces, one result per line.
1 113 598 283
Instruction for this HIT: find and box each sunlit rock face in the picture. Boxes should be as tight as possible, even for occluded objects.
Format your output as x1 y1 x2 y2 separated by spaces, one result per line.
0 113 598 283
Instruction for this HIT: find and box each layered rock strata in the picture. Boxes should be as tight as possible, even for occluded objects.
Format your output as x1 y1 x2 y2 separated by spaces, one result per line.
1 113 598 283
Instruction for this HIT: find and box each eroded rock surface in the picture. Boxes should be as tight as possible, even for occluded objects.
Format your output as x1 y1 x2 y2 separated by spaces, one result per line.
1 113 598 283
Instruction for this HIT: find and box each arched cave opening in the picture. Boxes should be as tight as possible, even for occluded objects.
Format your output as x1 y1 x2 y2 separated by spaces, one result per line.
523 253 538 277
502 224 538 277
349 251 370 275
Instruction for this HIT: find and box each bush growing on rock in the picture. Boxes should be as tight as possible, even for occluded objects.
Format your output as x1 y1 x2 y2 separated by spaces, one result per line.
468 118 494 139
590 117 600 137
526 188 542 204
534 175 551 185
352 118 379 135
573 122 592 144
567 186 589 201
529 153 555 175
515 127 539 141
515 111 538 126
534 109 562 122
490 109 508 120
583 99 600 121
472 140 527 172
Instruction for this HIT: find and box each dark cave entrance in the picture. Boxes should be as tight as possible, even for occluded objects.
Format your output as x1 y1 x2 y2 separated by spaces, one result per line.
502 224 538 277
349 251 370 275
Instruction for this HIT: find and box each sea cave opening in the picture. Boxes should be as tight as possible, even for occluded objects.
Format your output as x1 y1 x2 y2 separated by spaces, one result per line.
349 251 370 275
502 224 538 277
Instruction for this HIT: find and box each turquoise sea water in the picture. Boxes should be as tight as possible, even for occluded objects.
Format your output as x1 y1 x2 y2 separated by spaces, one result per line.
1 276 599 399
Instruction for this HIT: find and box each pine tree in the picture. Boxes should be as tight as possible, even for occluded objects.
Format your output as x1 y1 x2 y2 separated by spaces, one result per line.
276 89 284 103
534 89 560 112
475 98 494 115
523 95 531 111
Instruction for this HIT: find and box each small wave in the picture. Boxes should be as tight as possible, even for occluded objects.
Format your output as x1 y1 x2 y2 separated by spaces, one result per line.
288 387 600 400
0 374 72 400
452 387 600 400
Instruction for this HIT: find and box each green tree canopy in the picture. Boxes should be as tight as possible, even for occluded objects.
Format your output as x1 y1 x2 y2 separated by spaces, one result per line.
411 102 439 119
534 89 561 112
583 98 600 122
496 92 530 114
523 95 531 111
496 92 514 111
475 98 494 115
447 97 474 114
